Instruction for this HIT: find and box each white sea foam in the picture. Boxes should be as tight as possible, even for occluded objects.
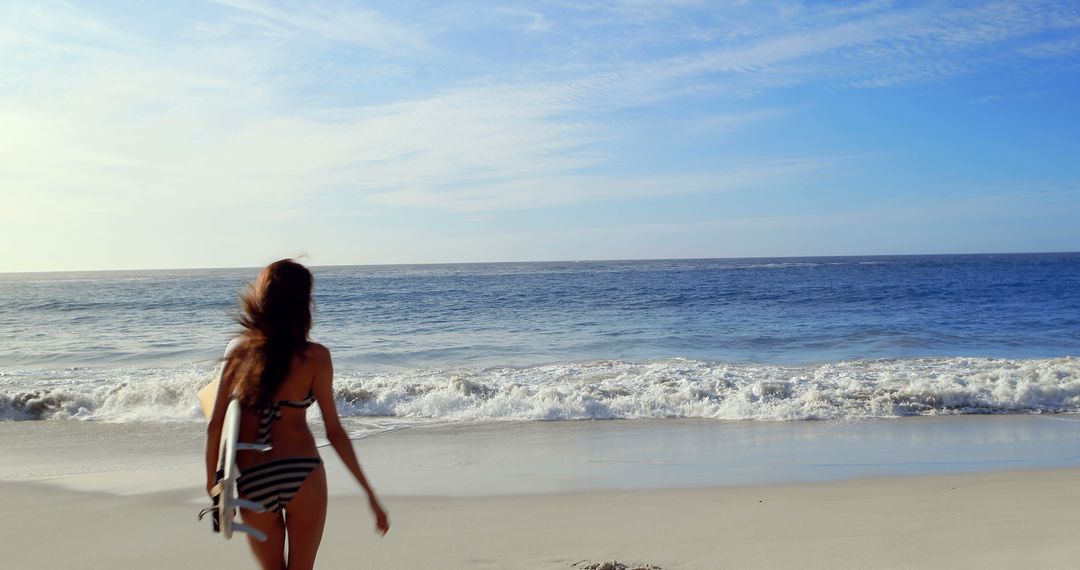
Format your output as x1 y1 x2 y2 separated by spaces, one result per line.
2 357 1079 422
0 367 209 422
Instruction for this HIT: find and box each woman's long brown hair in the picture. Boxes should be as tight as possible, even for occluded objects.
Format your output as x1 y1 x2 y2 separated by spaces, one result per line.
224 259 313 407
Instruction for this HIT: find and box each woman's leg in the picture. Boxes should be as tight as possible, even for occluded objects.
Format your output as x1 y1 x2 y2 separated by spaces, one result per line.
284 465 328 570
242 508 286 570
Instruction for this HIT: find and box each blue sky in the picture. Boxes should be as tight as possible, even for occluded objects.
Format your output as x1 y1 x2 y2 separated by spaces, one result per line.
2 0 1079 271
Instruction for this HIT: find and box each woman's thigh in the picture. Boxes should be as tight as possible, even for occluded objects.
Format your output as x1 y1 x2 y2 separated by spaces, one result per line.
242 509 286 570
284 465 328 570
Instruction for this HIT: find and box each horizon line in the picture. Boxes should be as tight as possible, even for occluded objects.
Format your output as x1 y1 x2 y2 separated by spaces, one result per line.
2 250 1077 276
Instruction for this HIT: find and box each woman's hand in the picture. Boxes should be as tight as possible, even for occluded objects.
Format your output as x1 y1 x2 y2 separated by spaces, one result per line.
371 498 390 536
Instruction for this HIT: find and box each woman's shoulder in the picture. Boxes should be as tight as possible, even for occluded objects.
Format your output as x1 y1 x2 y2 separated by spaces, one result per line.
224 336 245 357
304 342 332 361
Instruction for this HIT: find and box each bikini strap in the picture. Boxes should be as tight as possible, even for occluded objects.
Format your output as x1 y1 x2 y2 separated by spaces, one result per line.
254 390 315 445
278 390 316 409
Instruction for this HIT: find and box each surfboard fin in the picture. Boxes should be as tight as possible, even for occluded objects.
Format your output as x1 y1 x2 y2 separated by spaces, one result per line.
233 523 268 542
234 499 268 513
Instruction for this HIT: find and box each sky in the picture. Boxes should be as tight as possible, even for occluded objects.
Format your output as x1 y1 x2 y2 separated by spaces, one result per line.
2 0 1079 272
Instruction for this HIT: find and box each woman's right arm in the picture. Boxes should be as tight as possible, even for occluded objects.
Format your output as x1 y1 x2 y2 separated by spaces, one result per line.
204 338 243 495
204 358 234 495
311 344 390 535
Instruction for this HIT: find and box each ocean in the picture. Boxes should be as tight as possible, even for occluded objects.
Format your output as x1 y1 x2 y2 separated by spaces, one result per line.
2 253 1079 424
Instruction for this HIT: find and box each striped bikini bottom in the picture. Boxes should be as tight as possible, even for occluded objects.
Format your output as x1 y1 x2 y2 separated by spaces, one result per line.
237 457 323 513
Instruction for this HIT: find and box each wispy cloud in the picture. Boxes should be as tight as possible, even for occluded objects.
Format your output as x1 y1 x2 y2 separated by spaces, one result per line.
5 1 1077 214
645 1 1080 91
368 158 826 213
496 7 553 33
1019 34 1080 58
2 0 1079 269
968 90 1052 105
210 0 428 53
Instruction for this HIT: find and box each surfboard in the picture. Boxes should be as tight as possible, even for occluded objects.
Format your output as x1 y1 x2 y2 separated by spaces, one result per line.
198 378 218 420
219 399 269 540
218 399 243 538
199 337 242 420
207 398 272 542
200 341 273 542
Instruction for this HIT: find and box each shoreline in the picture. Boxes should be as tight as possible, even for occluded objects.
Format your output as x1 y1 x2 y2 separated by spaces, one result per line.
5 414 1080 497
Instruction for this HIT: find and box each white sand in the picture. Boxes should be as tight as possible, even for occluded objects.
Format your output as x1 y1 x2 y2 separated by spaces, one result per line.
3 469 1079 569
3 416 1080 568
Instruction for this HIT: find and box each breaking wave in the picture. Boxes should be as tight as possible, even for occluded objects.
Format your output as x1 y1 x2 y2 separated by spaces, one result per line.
2 356 1079 422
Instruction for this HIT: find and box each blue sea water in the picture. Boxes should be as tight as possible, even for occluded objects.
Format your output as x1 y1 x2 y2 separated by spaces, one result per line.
1 253 1079 422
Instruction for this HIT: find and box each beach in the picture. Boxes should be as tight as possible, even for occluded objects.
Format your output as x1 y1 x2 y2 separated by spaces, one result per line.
4 416 1080 569
3 257 1079 567
7 0 1080 562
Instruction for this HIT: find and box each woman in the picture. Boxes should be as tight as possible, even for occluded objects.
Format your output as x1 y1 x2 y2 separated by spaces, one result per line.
205 259 389 569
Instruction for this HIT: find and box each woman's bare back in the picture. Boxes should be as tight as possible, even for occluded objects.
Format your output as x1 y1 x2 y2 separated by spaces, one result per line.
235 343 330 470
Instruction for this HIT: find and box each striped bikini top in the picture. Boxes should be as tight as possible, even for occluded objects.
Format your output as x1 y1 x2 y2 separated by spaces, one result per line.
255 390 316 446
